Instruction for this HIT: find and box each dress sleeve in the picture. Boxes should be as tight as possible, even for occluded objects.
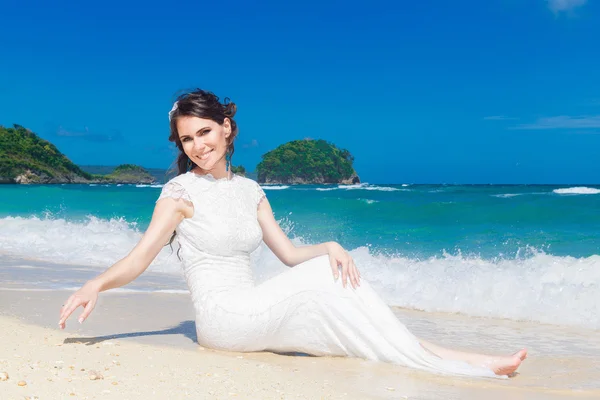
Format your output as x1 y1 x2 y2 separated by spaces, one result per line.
156 181 192 203
256 182 266 206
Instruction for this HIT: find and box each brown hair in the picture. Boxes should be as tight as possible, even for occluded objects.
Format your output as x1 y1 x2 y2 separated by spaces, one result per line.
168 89 239 175
166 89 239 255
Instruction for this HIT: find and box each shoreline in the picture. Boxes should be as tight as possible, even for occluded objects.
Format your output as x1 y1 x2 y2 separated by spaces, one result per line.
1 289 599 399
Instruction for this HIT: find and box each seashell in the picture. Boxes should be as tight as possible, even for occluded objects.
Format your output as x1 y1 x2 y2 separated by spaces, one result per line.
0 371 8 381
88 370 104 380
17 380 27 386
25 397 40 400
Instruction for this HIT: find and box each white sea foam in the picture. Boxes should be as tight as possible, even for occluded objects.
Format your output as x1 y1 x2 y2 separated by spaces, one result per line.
260 185 289 190
1 216 598 329
359 199 379 204
0 216 181 273
492 193 522 198
253 242 600 330
135 184 164 188
554 187 600 195
316 183 404 192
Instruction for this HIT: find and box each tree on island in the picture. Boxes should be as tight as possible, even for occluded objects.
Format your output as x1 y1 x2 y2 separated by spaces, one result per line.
256 139 359 184
0 124 93 183
231 165 246 175
0 124 154 184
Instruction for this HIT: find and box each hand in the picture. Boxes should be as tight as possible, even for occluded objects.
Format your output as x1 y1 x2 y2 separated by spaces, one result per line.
58 282 100 329
326 242 361 289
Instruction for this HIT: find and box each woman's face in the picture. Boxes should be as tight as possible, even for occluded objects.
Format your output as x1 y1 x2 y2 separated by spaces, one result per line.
177 116 231 172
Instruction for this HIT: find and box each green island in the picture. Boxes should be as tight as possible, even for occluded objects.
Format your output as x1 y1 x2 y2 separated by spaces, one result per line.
256 139 360 184
231 165 246 176
0 125 155 184
1 125 359 185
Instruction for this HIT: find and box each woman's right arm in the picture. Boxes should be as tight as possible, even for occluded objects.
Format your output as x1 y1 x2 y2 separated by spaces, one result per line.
58 196 192 329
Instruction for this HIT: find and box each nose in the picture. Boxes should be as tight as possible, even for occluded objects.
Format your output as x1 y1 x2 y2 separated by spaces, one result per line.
192 137 206 151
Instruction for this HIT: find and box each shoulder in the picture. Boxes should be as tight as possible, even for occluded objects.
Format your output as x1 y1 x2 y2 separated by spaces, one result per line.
235 175 265 194
235 174 261 188
157 173 194 203
165 172 193 187
235 175 267 205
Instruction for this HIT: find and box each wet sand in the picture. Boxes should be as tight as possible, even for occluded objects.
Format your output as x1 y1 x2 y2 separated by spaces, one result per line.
1 288 599 399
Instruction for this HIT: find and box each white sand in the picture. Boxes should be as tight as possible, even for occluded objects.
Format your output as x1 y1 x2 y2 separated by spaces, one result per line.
1 289 599 399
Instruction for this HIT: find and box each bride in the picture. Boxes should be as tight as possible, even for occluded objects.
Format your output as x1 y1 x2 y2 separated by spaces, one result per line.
59 89 527 378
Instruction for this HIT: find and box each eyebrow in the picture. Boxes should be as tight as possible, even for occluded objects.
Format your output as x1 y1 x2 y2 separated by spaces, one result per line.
179 127 211 139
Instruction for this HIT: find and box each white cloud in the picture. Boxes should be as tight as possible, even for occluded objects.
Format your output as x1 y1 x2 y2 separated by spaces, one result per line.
242 139 259 148
483 116 517 121
512 115 600 129
547 0 587 13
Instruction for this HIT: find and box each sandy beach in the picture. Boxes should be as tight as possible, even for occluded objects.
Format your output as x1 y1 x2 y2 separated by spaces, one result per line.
1 286 599 400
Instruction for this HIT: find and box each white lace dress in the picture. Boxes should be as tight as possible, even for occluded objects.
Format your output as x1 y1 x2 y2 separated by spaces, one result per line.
157 172 498 378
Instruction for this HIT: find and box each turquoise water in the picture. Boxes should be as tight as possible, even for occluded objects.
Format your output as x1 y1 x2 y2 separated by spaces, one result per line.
1 182 599 329
1 182 599 258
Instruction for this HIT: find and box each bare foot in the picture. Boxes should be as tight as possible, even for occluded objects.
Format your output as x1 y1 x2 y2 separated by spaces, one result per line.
514 348 528 361
482 349 527 376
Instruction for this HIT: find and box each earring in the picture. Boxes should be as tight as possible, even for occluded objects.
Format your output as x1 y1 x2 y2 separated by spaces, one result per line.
187 158 192 171
225 151 231 172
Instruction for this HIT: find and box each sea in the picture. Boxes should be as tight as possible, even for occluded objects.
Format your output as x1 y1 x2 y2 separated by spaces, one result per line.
1 181 599 331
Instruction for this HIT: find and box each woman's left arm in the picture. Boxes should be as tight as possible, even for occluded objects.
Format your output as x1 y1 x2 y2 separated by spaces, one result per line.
257 197 361 289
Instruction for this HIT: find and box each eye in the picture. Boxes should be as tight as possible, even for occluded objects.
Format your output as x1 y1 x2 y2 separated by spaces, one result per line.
181 137 191 142
200 129 211 136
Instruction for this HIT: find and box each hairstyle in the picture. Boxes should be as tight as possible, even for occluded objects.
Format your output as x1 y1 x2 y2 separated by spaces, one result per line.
166 89 239 256
168 89 239 176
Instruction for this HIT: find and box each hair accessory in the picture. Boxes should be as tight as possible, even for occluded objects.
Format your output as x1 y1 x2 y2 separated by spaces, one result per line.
168 101 179 122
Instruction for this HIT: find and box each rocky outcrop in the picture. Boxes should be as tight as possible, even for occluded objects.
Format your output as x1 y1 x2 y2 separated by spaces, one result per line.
263 172 361 185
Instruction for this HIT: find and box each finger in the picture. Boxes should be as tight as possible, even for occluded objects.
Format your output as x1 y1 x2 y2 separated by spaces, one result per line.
59 296 75 326
350 259 360 287
341 259 349 288
59 298 83 328
345 254 355 288
78 299 96 324
349 259 358 288
329 255 339 281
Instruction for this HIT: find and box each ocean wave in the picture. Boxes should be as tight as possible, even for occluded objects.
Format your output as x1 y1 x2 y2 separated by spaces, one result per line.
135 184 164 188
554 187 600 195
317 183 404 192
359 199 379 204
0 215 181 273
1 215 598 329
253 243 600 330
260 185 289 190
491 193 522 198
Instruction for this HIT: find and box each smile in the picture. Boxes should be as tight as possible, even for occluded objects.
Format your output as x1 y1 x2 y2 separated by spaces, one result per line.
197 150 213 160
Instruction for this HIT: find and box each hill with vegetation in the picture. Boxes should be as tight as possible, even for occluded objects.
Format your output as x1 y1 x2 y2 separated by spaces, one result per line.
256 139 360 184
97 164 155 184
0 124 155 184
231 165 246 176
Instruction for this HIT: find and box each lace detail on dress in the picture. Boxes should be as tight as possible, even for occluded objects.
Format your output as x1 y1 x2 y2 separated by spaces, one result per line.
156 181 192 203
256 183 266 206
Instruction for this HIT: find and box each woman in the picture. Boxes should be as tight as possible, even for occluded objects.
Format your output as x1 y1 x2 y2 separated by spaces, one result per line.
59 89 527 378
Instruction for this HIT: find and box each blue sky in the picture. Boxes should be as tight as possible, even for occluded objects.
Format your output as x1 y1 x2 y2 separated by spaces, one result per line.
1 0 599 184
